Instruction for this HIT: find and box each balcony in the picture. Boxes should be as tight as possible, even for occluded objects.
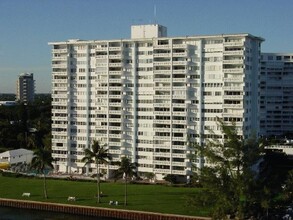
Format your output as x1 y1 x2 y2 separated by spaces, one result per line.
108 142 121 147
110 87 122 91
223 68 244 74
154 160 171 166
153 53 171 58
171 162 185 166
172 78 186 83
109 63 122 67
223 59 243 65
153 103 170 107
108 71 122 75
224 42 244 47
172 52 187 57
154 78 171 83
223 95 243 100
223 50 243 56
108 47 121 51
109 54 122 59
52 49 68 54
172 120 186 124
154 95 171 99
52 56 67 61
108 118 121 122
153 45 170 49
223 86 243 91
96 47 107 51
172 153 185 158
155 86 171 90
96 55 107 59
108 79 121 83
172 128 186 133
172 145 186 150
222 104 243 109
109 134 121 139
153 168 171 174
223 77 243 82
153 61 171 66
52 71 67 76
172 69 186 74
109 126 122 131
154 136 171 141
52 64 67 68
108 149 121 155
153 70 171 74
154 120 171 124
172 170 186 175
172 61 187 66
153 152 170 157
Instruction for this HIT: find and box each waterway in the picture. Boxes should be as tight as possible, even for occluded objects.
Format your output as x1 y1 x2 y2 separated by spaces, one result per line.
0 206 117 220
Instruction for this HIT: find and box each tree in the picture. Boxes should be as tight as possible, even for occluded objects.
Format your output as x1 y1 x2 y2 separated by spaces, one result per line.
283 169 293 202
114 157 138 206
81 140 110 203
30 147 54 199
163 174 177 185
145 172 155 182
190 120 261 219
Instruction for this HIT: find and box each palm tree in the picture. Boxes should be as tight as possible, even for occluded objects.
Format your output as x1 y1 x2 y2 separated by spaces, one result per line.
30 147 54 199
81 140 110 203
114 157 138 206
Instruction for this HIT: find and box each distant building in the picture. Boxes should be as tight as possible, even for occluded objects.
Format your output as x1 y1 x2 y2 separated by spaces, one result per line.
49 24 263 181
0 148 34 165
0 101 17 106
265 145 293 157
16 73 35 104
260 54 293 137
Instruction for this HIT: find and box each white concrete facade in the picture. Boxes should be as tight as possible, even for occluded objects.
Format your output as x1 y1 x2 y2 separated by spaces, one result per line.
49 25 263 181
260 53 293 137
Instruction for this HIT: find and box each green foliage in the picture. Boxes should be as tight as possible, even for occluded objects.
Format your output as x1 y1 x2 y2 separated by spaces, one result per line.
0 175 208 216
30 147 54 199
113 157 138 206
190 120 261 219
0 96 51 151
282 169 293 202
163 174 178 185
81 140 111 203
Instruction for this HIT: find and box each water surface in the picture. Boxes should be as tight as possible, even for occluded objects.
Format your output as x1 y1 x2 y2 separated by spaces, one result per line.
0 206 117 220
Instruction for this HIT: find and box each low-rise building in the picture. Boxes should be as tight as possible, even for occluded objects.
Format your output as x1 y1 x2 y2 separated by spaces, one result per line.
0 148 34 165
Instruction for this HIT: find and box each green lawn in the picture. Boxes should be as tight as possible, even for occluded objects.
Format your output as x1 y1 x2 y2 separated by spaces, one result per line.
0 175 210 217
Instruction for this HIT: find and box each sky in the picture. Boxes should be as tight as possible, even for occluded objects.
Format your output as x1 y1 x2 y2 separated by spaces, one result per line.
0 0 293 93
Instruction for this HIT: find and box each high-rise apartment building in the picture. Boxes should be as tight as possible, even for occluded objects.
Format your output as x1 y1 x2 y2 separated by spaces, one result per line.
16 73 35 104
49 24 263 181
260 53 293 137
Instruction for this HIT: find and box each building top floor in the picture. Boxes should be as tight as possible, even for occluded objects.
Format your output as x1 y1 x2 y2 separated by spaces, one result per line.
261 53 293 62
48 24 264 47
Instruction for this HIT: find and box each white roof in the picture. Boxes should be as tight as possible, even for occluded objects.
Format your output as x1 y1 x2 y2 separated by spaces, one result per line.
0 148 33 158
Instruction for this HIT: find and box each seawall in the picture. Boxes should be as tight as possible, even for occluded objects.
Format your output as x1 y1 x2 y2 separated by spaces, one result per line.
0 198 210 220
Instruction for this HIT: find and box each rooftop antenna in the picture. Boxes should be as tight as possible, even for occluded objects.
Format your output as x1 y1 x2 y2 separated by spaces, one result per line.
153 3 157 24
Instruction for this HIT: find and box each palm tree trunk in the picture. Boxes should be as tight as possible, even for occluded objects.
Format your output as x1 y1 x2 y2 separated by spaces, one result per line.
97 162 100 203
124 175 127 206
43 173 48 199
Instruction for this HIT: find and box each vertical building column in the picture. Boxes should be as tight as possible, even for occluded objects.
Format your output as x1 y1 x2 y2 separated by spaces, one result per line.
169 39 173 174
131 43 137 163
66 45 71 174
198 39 204 169
85 44 90 175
